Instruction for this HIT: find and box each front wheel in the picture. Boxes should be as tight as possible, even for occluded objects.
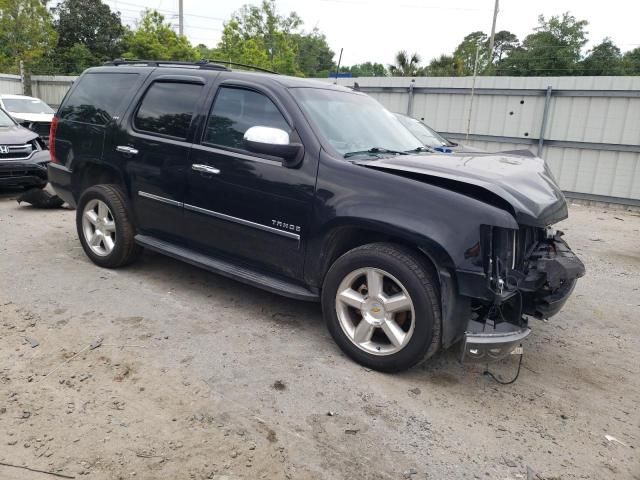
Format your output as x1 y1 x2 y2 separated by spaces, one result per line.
322 243 441 372
76 184 141 268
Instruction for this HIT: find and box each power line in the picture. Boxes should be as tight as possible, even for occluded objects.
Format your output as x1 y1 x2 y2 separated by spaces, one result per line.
317 0 490 11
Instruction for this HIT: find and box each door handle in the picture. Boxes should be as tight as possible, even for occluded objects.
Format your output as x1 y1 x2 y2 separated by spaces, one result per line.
192 164 221 175
116 146 139 155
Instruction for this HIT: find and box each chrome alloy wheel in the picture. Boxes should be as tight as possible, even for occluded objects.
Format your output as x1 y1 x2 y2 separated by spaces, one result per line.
335 267 415 356
82 199 116 256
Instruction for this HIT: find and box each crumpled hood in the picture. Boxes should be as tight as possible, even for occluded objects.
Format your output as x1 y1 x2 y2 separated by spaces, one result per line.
10 112 53 123
0 124 38 144
357 152 568 227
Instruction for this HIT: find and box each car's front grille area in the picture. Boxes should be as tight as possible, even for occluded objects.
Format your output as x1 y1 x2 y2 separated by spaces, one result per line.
0 166 39 178
28 122 51 138
0 143 34 160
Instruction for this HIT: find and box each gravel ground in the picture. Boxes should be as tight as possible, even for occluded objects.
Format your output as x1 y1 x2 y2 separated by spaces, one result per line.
0 190 639 480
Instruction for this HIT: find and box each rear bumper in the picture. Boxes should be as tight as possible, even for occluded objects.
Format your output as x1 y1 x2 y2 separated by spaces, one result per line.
47 163 75 207
461 320 530 363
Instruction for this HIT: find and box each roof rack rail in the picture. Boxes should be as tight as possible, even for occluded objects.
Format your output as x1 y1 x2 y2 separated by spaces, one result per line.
205 59 279 74
104 59 231 71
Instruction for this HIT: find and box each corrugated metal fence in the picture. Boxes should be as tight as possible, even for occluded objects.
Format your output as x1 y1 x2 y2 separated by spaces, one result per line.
2 73 639 205
320 76 640 206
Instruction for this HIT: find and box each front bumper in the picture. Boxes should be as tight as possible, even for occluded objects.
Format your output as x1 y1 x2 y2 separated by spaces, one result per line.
0 153 49 188
460 235 584 363
461 320 530 363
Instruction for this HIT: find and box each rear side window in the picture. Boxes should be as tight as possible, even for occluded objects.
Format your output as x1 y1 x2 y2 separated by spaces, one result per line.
204 87 290 149
59 73 139 125
134 82 202 139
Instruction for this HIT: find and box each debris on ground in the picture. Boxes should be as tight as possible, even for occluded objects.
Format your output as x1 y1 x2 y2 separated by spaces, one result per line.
272 380 286 391
16 188 65 209
0 461 75 479
604 434 628 447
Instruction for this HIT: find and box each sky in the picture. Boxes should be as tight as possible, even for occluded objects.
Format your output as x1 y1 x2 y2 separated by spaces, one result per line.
104 0 640 66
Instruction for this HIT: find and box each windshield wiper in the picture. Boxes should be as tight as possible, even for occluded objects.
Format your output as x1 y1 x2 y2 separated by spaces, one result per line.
404 146 435 154
344 147 409 159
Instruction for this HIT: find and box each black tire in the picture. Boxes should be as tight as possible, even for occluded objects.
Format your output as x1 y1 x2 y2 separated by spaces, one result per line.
76 184 142 268
322 243 441 372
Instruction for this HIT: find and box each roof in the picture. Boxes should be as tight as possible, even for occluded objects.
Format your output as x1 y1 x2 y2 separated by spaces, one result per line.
84 64 354 93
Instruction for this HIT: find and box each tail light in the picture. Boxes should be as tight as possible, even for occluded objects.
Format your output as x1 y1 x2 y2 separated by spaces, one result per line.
49 116 58 163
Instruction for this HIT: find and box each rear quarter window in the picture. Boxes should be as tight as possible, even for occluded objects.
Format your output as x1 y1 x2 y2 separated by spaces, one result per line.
59 73 140 125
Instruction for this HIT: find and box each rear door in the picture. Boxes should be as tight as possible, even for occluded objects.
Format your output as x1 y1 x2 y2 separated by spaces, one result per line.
116 75 209 243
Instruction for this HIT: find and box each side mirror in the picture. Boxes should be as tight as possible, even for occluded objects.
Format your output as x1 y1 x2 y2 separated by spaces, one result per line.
243 126 303 167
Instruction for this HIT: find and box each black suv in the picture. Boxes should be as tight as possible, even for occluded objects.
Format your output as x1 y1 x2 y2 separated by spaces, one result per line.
48 61 584 372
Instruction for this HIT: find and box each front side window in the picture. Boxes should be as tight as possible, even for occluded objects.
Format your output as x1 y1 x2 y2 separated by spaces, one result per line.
290 87 422 157
134 82 203 139
59 73 139 125
204 87 290 149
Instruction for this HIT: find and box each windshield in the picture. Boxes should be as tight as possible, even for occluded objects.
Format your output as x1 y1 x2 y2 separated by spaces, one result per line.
290 88 422 157
394 114 451 148
0 108 16 127
2 98 55 114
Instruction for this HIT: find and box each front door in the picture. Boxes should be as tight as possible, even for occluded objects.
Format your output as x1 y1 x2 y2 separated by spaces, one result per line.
185 84 317 281
119 77 207 243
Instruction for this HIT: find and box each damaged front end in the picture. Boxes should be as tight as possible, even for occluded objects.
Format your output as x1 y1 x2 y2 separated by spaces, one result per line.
462 225 585 363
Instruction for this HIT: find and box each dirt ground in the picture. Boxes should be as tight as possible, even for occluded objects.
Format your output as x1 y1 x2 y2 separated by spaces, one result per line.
0 190 639 480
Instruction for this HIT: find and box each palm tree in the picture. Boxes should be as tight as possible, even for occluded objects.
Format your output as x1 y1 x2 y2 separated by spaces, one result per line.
389 50 422 76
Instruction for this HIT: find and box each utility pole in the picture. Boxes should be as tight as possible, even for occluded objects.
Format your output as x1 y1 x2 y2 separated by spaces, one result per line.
178 0 184 36
466 47 479 141
488 0 499 61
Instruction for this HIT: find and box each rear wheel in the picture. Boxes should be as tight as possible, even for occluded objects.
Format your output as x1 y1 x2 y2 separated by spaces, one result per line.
76 185 141 268
322 243 441 372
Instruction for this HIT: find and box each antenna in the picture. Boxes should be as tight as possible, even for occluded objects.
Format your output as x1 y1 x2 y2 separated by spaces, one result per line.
334 48 344 85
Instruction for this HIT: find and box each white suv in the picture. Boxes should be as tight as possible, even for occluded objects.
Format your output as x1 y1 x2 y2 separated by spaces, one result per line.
0 94 55 142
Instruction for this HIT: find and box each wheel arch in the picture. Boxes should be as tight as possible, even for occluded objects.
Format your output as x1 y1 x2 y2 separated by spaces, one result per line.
309 219 470 350
311 220 456 290
72 160 127 202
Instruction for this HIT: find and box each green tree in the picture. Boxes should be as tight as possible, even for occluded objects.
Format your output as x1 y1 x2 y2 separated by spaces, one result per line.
497 13 588 76
341 62 387 77
216 0 302 75
491 30 519 63
0 0 57 74
453 31 489 74
52 0 125 68
581 38 624 75
623 47 640 75
425 54 463 76
123 9 198 61
389 51 422 76
292 29 334 77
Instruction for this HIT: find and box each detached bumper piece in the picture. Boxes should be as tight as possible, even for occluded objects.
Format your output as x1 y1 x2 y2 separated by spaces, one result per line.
520 235 586 319
461 319 530 363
